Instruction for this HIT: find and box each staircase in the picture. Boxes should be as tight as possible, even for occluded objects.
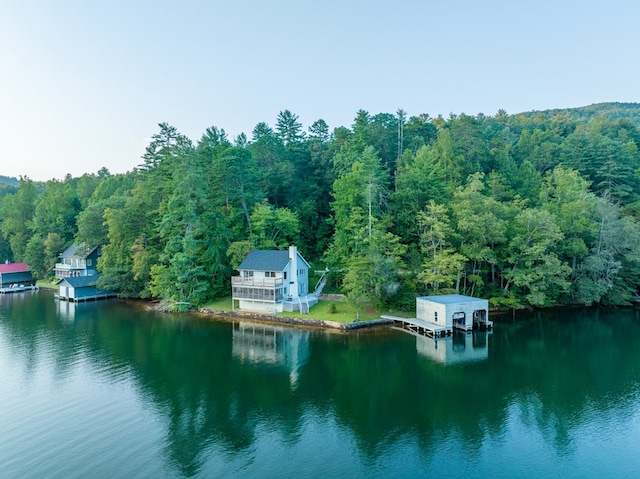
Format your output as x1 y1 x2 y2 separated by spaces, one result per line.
298 296 310 314
314 270 329 296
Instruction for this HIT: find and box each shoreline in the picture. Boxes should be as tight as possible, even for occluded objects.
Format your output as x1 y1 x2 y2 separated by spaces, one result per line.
196 307 394 331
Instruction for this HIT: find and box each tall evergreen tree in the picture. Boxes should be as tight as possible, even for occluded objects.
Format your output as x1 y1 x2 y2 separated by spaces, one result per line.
150 150 230 306
0 178 37 261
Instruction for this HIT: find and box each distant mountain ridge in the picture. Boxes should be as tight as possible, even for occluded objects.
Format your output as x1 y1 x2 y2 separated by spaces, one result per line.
517 102 640 126
0 175 19 187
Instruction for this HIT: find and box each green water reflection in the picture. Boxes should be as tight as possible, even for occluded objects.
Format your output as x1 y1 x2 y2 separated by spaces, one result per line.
1 292 639 478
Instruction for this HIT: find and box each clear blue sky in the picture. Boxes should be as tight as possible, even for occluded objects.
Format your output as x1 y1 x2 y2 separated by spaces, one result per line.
1 0 638 181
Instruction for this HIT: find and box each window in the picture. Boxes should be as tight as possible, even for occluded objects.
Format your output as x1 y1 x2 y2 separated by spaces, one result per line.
87 259 92 267
284 272 287 280
434 311 438 322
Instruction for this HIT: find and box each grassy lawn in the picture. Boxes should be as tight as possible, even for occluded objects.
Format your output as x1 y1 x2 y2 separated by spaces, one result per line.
278 299 379 323
201 297 234 311
37 279 58 290
200 297 414 323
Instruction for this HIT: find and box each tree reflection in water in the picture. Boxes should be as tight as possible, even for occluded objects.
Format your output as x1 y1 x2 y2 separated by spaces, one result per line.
1 292 640 476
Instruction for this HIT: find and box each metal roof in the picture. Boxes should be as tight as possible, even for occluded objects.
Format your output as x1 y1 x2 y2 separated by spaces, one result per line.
418 294 487 305
0 262 30 273
58 275 100 288
238 250 291 271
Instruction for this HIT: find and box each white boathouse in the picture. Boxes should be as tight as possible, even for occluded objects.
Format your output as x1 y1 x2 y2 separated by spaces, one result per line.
417 294 491 333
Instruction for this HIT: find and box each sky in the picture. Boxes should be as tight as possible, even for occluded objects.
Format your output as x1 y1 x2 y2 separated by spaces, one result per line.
1 0 638 181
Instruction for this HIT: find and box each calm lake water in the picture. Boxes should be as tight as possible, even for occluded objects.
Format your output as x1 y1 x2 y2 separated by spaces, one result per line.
1 291 640 478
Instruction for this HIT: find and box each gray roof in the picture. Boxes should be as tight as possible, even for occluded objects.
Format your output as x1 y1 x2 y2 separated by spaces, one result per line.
238 250 291 271
58 275 100 288
59 243 99 259
419 294 487 305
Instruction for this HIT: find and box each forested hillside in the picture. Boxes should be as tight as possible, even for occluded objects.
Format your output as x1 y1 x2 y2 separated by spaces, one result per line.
0 176 19 187
2 103 640 310
518 102 640 126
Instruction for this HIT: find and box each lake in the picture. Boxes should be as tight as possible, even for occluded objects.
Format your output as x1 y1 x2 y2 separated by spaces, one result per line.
1 290 640 478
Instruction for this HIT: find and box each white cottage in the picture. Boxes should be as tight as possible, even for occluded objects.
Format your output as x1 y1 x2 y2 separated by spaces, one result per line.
417 294 490 332
231 245 316 313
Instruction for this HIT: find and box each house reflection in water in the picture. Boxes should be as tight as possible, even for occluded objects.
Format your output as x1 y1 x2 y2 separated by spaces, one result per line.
231 321 310 387
56 297 78 320
416 330 490 365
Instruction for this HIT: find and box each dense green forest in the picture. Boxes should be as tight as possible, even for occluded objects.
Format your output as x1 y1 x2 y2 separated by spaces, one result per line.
2 102 640 311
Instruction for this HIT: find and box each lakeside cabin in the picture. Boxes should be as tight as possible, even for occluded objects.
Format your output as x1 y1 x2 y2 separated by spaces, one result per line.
231 245 317 314
54 243 101 279
0 262 37 293
56 275 115 302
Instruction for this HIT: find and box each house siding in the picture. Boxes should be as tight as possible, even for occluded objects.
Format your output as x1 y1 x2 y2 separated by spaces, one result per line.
0 271 36 287
232 246 311 313
57 274 114 302
54 245 101 279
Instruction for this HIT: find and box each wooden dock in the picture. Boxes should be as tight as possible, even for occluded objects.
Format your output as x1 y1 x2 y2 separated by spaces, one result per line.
382 315 453 338
0 284 38 294
382 315 493 338
55 292 116 302
473 318 493 331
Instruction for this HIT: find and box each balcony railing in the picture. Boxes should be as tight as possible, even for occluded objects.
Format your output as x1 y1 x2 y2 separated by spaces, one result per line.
231 276 284 287
54 263 85 270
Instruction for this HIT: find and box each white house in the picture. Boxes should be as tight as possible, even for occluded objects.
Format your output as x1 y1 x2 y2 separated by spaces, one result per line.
231 245 315 313
416 294 491 332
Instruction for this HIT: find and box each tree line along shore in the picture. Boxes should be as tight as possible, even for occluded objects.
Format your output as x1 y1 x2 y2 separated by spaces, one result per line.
3 102 640 314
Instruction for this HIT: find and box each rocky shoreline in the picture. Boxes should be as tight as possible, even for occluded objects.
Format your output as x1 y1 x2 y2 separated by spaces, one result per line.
197 307 393 331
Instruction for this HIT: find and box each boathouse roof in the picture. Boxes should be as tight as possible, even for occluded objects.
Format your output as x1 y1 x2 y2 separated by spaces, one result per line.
419 294 487 304
58 275 100 288
0 262 30 273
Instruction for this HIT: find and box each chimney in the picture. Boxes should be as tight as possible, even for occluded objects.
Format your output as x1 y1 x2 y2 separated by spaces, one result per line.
289 245 298 298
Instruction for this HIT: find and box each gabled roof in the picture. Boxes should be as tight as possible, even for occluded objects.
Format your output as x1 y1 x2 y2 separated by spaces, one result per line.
238 250 291 272
0 262 30 273
58 275 100 288
59 243 99 259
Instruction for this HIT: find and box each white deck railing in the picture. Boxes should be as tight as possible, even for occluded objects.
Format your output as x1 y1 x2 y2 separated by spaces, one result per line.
231 277 284 287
